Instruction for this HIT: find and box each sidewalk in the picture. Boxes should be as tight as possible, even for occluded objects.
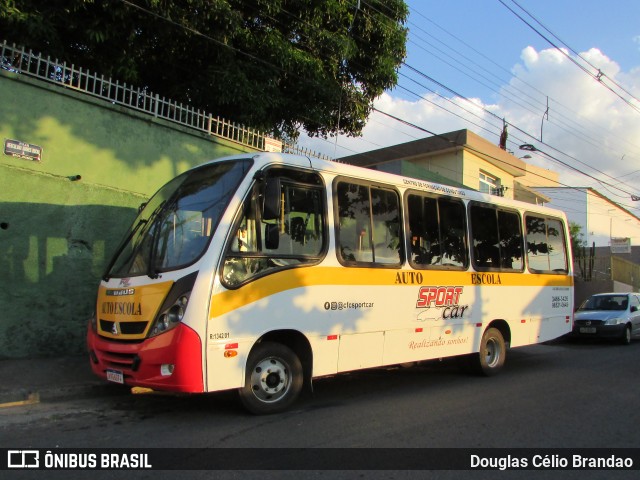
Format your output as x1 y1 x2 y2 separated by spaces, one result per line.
0 355 123 407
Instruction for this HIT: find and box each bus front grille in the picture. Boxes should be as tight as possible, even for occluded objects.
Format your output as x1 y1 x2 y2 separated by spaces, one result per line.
100 319 148 335
97 349 140 371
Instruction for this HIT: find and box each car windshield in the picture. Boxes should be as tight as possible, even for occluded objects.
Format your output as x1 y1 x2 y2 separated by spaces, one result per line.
105 159 252 278
578 295 628 311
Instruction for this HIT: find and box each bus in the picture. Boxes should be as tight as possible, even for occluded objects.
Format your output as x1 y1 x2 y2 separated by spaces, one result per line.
87 152 573 414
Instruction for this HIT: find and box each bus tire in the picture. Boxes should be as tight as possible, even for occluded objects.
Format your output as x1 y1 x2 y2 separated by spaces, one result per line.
476 327 506 376
239 342 303 415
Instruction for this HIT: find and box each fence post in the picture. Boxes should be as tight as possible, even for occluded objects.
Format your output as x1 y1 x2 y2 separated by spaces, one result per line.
19 44 25 71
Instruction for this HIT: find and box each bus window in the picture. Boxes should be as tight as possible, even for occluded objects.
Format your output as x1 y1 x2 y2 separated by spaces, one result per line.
407 193 467 268
470 204 523 271
546 219 568 271
337 183 372 263
439 199 468 267
498 210 523 270
371 188 402 264
222 174 325 287
336 181 401 265
525 215 568 273
470 204 500 269
155 210 211 269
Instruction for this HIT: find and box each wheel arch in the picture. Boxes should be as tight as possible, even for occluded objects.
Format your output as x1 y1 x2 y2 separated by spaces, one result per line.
486 319 511 348
254 329 313 388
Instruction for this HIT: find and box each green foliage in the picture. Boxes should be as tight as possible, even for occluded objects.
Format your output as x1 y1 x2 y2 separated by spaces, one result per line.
1 0 408 139
569 221 594 280
569 221 586 252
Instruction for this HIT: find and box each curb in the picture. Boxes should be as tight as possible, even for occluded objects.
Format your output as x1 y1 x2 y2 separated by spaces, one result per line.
0 382 129 409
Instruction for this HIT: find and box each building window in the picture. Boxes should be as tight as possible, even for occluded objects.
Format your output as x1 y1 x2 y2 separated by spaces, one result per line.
479 171 499 195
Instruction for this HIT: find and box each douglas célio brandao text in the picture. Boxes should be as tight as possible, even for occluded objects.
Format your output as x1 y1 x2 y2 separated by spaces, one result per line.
470 454 634 470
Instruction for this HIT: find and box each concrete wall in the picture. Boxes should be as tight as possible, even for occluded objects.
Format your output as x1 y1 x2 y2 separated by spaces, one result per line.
414 152 465 187
0 71 258 358
574 279 633 308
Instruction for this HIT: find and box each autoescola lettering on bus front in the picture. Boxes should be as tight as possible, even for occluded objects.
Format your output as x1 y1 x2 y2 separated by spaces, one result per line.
101 301 142 316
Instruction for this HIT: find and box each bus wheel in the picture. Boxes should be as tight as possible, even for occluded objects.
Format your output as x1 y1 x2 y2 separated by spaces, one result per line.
239 342 303 415
477 328 506 376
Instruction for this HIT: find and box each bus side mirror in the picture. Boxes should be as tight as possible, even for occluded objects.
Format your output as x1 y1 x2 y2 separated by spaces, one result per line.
265 223 280 250
262 177 281 221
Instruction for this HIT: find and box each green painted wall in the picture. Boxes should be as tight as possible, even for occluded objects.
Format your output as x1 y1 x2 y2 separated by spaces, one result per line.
0 165 144 357
0 72 253 196
0 71 259 358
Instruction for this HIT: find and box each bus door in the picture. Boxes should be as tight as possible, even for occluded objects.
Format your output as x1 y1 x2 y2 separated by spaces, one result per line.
213 168 327 386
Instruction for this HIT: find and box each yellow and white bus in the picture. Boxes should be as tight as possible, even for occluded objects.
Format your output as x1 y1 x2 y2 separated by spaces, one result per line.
87 152 573 414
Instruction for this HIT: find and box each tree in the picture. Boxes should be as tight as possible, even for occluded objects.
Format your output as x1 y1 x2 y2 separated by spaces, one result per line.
568 221 586 253
0 0 408 140
569 221 594 281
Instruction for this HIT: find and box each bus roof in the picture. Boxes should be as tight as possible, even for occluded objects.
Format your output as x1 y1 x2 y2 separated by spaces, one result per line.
202 152 567 218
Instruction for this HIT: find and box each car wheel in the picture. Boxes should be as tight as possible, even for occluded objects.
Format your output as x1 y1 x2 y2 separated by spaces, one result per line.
621 325 632 345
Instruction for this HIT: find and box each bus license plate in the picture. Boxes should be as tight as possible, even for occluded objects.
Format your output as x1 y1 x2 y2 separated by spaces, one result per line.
580 327 596 334
106 369 124 384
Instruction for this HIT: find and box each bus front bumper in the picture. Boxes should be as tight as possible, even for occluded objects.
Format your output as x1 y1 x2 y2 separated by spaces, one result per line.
87 323 204 393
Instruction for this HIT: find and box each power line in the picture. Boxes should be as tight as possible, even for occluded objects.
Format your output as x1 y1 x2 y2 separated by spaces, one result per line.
497 0 640 116
405 3 640 180
507 0 640 106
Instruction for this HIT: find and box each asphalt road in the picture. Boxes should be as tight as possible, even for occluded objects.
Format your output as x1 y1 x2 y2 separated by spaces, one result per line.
2 337 639 479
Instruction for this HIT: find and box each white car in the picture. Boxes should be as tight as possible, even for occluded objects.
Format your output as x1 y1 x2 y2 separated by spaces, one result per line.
572 292 640 345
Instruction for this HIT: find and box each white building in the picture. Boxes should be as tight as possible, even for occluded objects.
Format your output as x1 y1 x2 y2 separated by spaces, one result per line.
534 187 640 248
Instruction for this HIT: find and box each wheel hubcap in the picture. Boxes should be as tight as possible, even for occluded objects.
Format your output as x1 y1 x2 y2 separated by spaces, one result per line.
485 338 501 368
250 357 290 404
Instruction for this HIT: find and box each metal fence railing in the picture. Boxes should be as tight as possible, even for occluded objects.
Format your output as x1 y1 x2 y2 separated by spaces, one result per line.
1 40 332 161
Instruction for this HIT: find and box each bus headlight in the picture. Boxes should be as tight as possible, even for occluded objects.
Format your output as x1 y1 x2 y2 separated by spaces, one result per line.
149 294 190 337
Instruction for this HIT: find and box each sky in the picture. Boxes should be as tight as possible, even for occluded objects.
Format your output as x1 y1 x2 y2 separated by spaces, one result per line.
297 0 640 216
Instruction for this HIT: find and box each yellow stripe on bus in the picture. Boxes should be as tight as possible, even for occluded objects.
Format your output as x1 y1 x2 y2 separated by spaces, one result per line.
210 267 572 319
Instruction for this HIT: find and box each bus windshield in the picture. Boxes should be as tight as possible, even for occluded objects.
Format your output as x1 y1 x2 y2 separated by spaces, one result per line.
105 159 252 279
